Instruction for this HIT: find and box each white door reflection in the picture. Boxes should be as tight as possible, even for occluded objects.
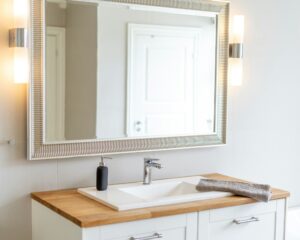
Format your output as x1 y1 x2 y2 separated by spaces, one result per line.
127 24 216 137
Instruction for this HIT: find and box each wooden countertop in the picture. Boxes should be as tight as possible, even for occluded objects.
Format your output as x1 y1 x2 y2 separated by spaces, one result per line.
31 173 290 228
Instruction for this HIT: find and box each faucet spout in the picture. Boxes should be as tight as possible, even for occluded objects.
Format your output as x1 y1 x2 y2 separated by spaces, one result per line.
150 162 162 169
143 158 162 185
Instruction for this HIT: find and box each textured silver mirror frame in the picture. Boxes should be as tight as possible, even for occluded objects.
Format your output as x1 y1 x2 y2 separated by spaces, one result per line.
28 0 230 160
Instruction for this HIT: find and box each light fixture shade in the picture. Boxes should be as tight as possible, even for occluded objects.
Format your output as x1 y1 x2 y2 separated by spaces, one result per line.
232 15 244 44
229 15 244 86
12 0 29 84
229 58 243 86
13 48 29 84
13 0 28 27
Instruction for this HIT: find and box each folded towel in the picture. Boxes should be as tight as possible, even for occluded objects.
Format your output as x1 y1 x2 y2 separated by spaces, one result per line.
196 179 272 202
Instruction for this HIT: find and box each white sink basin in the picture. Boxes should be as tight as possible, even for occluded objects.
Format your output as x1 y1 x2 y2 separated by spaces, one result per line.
120 181 198 201
78 176 233 211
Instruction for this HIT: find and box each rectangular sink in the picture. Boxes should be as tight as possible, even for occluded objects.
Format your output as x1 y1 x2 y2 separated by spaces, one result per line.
120 181 198 201
78 176 233 211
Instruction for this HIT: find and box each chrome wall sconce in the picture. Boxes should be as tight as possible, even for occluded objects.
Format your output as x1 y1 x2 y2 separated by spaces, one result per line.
9 28 27 48
9 0 29 84
229 15 244 86
229 43 243 59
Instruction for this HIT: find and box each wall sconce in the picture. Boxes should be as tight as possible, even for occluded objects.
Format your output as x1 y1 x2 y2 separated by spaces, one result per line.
229 15 244 86
9 0 29 84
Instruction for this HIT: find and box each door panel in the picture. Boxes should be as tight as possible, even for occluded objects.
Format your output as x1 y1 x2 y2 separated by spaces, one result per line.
128 24 200 137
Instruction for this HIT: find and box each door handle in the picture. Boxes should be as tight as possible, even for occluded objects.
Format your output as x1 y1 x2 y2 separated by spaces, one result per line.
135 121 142 132
129 232 163 240
233 217 260 224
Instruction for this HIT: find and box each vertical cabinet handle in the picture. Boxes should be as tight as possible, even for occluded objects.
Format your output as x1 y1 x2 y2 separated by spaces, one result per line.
129 233 163 240
233 217 260 224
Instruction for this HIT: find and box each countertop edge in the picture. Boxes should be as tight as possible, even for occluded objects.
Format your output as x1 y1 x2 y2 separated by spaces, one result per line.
31 194 84 227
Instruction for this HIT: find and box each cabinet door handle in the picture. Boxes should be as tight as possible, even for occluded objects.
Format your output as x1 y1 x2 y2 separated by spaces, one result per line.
233 217 260 224
129 233 163 240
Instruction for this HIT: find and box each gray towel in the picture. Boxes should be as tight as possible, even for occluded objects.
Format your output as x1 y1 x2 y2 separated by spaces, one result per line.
196 179 272 202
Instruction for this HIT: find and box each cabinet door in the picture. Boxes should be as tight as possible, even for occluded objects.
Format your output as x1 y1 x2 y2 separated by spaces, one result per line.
198 200 287 240
88 213 197 240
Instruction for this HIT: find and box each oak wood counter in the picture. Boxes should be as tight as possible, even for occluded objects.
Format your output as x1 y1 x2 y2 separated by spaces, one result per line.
31 173 290 228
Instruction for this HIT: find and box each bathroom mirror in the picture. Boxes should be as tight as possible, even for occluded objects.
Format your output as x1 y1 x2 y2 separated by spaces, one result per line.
28 0 229 160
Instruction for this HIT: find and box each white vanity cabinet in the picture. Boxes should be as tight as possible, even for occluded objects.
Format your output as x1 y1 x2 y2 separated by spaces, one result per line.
32 199 288 240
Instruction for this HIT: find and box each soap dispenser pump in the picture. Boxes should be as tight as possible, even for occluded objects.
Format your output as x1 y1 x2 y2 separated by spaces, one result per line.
97 156 111 191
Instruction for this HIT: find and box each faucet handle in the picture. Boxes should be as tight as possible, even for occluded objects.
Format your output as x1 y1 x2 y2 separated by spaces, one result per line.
144 158 160 163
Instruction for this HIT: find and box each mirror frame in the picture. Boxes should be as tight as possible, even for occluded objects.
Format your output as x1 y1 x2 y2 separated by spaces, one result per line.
28 0 230 160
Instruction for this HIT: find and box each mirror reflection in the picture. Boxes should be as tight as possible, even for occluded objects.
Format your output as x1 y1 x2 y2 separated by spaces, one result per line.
45 0 217 142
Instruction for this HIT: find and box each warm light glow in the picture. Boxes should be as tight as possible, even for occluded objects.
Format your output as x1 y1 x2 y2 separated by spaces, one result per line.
14 48 29 84
232 15 244 44
12 0 29 84
13 0 28 27
229 58 243 86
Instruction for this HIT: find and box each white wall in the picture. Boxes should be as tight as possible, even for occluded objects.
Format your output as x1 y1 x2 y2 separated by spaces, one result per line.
1 0 300 239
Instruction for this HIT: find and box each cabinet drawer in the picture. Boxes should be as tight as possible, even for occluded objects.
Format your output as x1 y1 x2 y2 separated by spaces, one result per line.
198 200 286 240
114 227 186 240
98 213 197 240
209 211 276 240
210 201 277 222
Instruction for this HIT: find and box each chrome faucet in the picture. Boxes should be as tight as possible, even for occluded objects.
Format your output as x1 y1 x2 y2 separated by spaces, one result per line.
143 158 162 185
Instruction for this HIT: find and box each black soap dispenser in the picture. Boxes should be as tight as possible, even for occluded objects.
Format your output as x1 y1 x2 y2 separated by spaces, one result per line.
96 156 111 191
